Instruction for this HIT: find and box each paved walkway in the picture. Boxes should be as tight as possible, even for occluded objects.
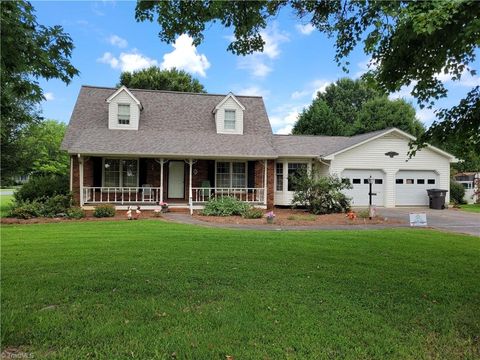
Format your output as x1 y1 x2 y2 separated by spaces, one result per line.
163 208 479 236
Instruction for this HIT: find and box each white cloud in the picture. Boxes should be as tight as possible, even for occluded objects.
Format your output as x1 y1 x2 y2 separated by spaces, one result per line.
295 24 315 35
416 107 437 126
44 92 55 101
108 34 127 48
238 56 272 78
355 57 379 78
291 79 331 100
160 34 210 77
234 85 270 98
276 124 294 135
97 50 158 72
236 24 289 78
436 67 480 87
389 82 416 100
270 105 308 134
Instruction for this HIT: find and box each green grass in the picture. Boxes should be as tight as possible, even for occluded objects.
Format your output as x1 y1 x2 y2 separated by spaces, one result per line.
2 221 479 359
459 203 480 213
286 214 317 221
0 194 13 218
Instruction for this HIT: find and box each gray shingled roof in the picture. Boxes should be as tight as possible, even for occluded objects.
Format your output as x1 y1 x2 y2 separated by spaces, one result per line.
272 129 391 157
62 85 394 159
62 86 277 158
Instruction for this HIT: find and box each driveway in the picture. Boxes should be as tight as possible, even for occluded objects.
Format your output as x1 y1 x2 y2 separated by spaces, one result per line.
380 207 479 237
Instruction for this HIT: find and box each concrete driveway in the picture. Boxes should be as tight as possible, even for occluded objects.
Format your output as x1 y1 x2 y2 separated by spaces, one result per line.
380 207 479 237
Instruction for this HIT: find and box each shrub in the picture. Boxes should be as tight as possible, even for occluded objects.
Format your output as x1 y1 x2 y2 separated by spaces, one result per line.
291 170 352 215
450 180 466 205
14 175 69 203
66 207 85 219
42 194 73 217
93 204 116 218
9 200 43 219
241 207 264 219
201 196 249 216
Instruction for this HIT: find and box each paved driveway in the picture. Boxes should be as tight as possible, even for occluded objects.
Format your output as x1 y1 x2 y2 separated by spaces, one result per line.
380 207 479 237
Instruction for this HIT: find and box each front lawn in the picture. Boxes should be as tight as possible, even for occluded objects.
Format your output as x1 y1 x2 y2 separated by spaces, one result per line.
459 203 480 213
0 194 13 218
1 221 479 359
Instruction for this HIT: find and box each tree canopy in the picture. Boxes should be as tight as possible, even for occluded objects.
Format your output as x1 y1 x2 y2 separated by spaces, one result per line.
119 67 206 93
135 0 479 157
293 78 424 137
15 120 69 177
0 1 78 180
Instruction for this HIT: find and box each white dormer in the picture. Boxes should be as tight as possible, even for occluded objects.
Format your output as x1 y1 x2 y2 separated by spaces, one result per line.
106 86 142 130
213 93 245 135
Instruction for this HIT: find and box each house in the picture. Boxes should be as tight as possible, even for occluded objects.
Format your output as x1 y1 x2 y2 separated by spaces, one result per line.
62 85 457 212
453 172 479 204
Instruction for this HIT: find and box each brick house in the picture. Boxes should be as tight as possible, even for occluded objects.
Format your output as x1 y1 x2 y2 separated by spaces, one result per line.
62 86 457 212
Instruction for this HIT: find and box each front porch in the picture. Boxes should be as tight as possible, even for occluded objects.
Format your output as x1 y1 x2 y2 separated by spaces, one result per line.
72 157 274 212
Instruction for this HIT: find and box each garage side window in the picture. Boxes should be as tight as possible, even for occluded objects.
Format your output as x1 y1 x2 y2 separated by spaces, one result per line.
406 179 414 184
396 179 403 184
352 178 361 184
428 179 435 184
417 179 425 184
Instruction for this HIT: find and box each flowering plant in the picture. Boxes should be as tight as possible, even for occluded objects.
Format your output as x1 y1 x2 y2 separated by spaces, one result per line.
265 211 275 219
160 202 169 207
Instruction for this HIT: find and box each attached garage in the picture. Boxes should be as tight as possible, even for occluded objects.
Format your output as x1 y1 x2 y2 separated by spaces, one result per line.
342 169 385 206
395 170 439 206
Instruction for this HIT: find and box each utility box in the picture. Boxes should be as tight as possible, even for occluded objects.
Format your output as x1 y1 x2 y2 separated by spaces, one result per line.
427 189 448 210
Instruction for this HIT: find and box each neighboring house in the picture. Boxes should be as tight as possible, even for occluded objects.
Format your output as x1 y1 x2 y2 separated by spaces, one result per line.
453 172 479 204
61 85 457 212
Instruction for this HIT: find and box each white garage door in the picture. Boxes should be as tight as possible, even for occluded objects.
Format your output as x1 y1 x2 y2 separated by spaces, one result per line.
395 170 439 206
342 169 385 207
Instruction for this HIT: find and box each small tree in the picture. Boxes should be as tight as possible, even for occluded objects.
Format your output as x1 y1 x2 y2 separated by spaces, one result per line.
450 180 466 205
291 169 352 215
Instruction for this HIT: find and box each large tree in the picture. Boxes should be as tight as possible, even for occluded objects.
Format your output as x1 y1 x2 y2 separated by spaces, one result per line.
135 0 480 153
293 78 424 137
16 120 69 177
119 66 206 93
0 1 78 181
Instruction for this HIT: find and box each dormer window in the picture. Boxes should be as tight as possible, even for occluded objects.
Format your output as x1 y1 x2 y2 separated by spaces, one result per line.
118 104 130 125
224 110 236 130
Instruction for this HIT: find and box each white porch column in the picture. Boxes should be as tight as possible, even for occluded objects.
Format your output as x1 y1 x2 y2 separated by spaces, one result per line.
160 158 164 203
264 159 268 205
78 155 84 206
189 159 193 215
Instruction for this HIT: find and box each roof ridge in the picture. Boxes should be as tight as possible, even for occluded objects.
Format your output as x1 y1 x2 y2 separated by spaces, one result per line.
81 85 263 98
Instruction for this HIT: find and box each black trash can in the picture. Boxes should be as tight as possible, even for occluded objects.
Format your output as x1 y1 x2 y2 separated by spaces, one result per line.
427 189 448 210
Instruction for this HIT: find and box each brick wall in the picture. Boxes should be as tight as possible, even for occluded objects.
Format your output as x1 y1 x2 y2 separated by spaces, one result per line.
253 160 275 208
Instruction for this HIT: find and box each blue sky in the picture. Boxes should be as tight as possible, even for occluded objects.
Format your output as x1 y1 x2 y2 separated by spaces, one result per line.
35 1 479 134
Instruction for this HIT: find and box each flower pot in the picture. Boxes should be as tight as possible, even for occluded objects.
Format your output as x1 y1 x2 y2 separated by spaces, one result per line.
266 217 274 224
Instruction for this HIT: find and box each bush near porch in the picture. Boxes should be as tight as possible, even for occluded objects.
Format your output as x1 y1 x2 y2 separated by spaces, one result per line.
1 221 479 359
201 196 262 218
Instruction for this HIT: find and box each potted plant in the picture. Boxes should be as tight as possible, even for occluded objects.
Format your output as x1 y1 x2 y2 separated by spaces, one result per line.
265 211 275 224
160 202 169 213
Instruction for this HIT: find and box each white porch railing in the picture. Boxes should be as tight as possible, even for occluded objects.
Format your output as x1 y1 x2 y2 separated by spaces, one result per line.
192 187 265 204
83 187 162 204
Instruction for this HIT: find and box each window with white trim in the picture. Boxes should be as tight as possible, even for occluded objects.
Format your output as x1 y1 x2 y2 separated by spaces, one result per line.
287 163 307 191
224 110 236 130
276 163 283 191
118 104 130 125
216 161 246 188
103 159 138 187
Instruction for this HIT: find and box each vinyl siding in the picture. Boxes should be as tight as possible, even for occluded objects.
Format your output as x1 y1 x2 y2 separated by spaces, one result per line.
108 90 140 130
328 133 451 207
215 98 244 135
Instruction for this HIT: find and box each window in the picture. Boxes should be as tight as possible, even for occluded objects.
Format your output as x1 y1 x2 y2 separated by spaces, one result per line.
428 179 436 184
406 179 414 184
216 161 246 188
375 179 383 184
276 163 283 191
287 163 307 191
103 159 138 187
342 178 351 185
224 110 236 130
118 104 130 125
352 178 361 184
417 179 425 184
396 179 404 184
363 179 369 184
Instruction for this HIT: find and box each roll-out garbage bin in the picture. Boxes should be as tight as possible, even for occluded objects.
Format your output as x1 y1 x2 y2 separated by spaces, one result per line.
427 189 448 210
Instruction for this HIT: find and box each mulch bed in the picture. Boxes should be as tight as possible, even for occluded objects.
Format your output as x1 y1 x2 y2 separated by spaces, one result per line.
194 208 405 226
0 211 165 225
